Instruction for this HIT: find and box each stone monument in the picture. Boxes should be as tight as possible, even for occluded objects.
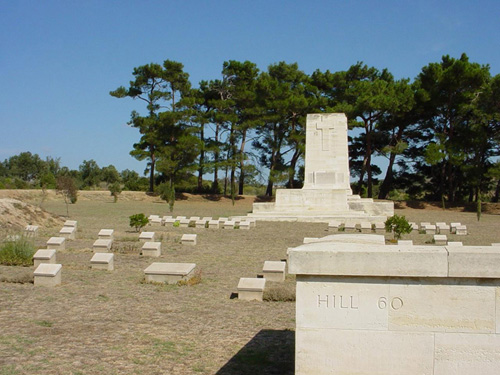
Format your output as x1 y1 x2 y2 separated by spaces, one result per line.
288 236 500 374
246 113 393 222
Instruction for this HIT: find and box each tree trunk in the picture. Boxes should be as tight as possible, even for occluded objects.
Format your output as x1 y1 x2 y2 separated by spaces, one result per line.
238 129 247 195
378 152 397 199
148 150 155 193
288 148 301 188
212 123 220 193
197 124 204 192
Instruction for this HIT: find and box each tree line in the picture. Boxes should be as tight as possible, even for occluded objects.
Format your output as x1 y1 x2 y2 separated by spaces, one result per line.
0 153 149 192
110 53 500 203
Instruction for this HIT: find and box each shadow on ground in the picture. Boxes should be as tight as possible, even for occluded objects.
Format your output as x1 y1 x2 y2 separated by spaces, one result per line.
216 329 294 375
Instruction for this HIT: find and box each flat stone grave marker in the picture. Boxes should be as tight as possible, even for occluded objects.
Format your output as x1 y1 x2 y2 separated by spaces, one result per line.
248 218 257 228
148 215 162 226
424 224 436 234
181 234 197 245
33 249 56 268
144 262 196 284
223 220 235 229
262 261 286 282
420 222 431 229
450 222 461 234
409 222 418 231
328 221 341 231
163 217 176 226
201 217 212 222
239 221 251 230
34 263 62 287
93 239 112 252
434 234 448 245
343 221 356 233
179 218 191 228
98 229 114 240
360 222 372 233
63 220 77 230
218 217 229 224
195 220 207 228
59 226 76 240
46 237 65 251
208 220 220 229
456 225 468 235
448 241 463 246
141 241 161 257
237 277 266 301
139 232 155 242
90 253 114 271
175 216 187 220
303 237 319 244
373 222 385 233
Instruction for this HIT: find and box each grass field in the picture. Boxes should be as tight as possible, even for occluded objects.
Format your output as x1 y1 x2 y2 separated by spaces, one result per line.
1 191 499 374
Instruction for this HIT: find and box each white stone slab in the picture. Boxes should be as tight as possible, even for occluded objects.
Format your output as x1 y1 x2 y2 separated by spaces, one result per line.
34 263 62 287
144 262 196 284
239 221 251 230
448 241 463 246
492 243 500 246
175 216 186 220
223 220 235 229
163 217 176 226
303 237 319 244
98 229 114 240
302 234 386 245
436 223 450 234
189 216 200 222
360 221 372 233
434 234 447 245
33 249 56 268
343 221 356 233
93 239 112 252
179 218 190 228
141 241 161 257
420 222 431 229
201 217 212 222
218 217 228 224
424 224 436 234
262 261 286 282
59 226 76 240
181 234 197 245
374 222 385 233
237 277 266 301
289 243 448 277
195 220 207 228
208 220 220 229
409 222 419 231
46 237 65 251
447 246 500 278
328 220 341 231
90 253 114 271
456 225 467 235
450 222 461 234
63 220 77 229
148 216 162 226
139 231 155 242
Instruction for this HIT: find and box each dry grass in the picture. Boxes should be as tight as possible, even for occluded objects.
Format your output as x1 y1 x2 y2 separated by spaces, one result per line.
0 191 499 374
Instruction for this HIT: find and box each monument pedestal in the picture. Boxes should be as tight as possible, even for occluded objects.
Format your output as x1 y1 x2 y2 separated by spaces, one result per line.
289 239 500 375
242 113 393 223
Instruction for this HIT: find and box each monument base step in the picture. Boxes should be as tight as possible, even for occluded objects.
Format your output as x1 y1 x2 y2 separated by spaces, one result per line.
235 213 388 223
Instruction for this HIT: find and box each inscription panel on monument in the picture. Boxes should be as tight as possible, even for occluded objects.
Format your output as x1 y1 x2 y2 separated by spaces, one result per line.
296 279 391 330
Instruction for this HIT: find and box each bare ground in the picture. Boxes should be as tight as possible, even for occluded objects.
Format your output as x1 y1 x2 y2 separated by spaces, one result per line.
1 191 499 374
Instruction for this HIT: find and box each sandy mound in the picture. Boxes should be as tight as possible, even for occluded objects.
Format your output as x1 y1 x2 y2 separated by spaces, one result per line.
0 198 64 230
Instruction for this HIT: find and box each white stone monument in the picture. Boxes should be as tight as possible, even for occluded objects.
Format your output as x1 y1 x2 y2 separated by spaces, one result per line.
288 239 500 375
244 113 393 222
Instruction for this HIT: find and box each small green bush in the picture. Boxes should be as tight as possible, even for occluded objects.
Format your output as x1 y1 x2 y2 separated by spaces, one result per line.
109 182 122 203
0 237 36 266
129 213 149 232
385 214 412 240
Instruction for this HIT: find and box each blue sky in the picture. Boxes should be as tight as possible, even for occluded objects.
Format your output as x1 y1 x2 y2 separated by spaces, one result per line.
1 0 499 176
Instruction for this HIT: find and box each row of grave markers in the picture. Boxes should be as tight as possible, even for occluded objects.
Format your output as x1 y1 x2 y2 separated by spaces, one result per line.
327 220 468 235
149 215 256 229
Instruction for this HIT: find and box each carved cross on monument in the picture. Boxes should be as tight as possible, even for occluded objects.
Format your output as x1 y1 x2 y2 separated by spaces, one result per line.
315 116 336 151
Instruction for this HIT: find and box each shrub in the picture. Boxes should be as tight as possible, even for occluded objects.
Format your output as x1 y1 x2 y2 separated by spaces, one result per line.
0 237 36 266
177 269 202 286
108 182 122 203
263 284 296 302
385 214 412 240
129 213 148 232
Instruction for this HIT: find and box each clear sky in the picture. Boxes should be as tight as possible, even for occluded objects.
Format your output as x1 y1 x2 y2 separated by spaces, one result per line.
1 0 499 175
